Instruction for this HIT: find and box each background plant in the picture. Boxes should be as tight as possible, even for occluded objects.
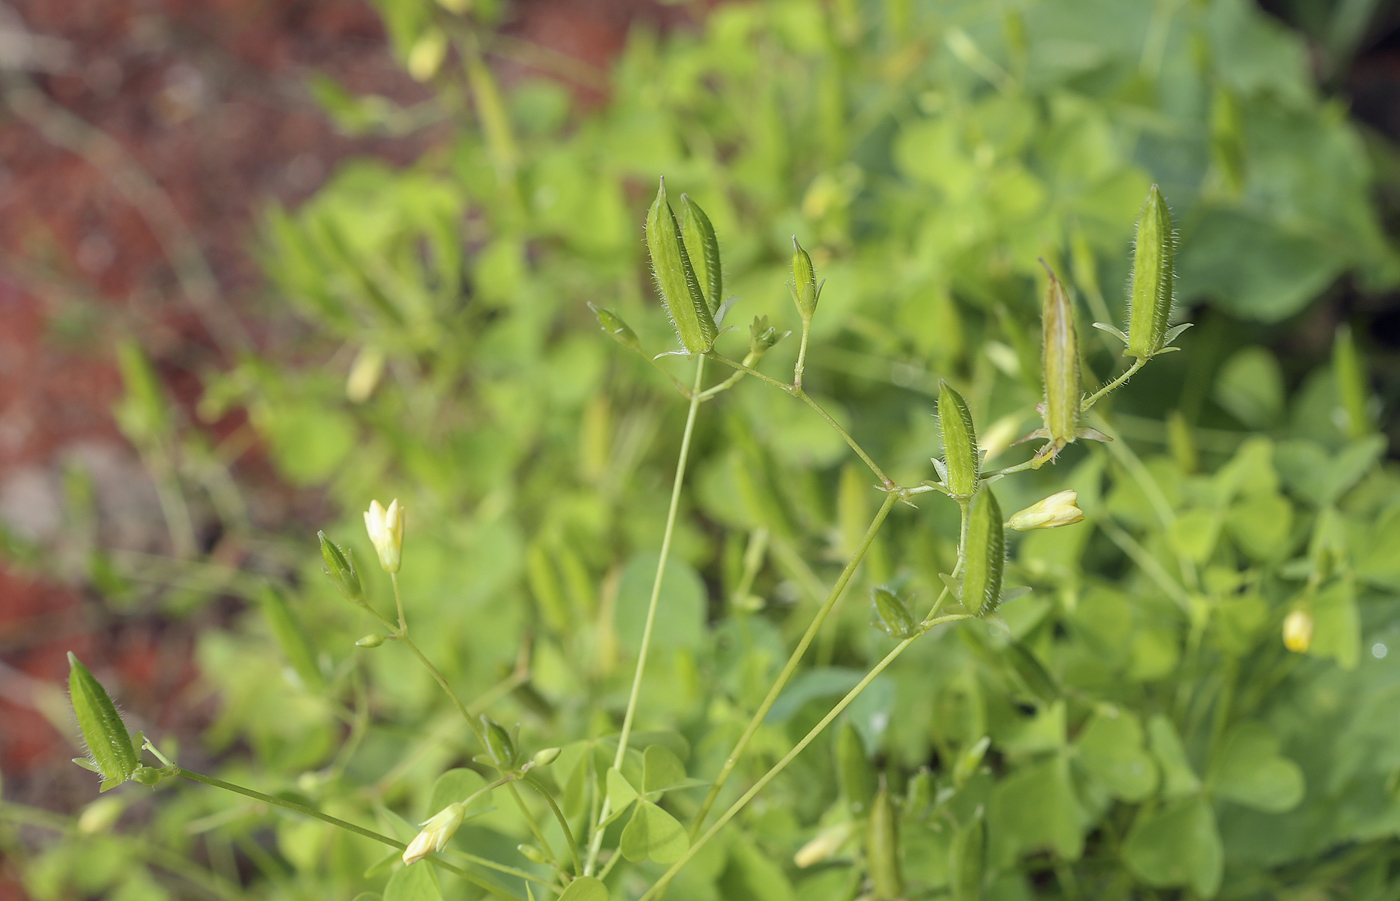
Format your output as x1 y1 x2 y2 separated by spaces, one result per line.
5 1 1400 900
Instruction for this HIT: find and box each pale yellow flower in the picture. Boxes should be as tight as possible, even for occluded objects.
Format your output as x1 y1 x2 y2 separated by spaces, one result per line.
1006 490 1085 531
402 802 465 865
1283 609 1314 653
364 499 405 574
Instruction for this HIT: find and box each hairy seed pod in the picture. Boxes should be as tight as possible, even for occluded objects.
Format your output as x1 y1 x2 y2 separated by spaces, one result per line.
1040 263 1081 448
872 586 917 639
1126 185 1176 359
646 178 717 354
938 380 979 499
482 716 517 767
68 653 139 789
680 195 722 314
866 782 904 900
589 303 640 352
318 532 363 603
961 489 1006 617
836 721 876 813
949 815 986 901
791 237 819 321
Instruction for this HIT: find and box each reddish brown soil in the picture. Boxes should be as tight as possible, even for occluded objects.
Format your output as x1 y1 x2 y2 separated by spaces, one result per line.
0 1 701 893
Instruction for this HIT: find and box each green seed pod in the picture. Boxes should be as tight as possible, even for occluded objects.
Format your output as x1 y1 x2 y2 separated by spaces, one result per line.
1333 323 1372 439
1040 263 1081 448
836 721 876 814
68 653 139 790
938 380 979 499
790 236 819 322
318 532 363 603
872 586 917 639
355 634 386 648
131 766 163 786
646 178 717 354
906 767 933 819
482 716 517 767
948 814 986 901
1126 185 1176 359
589 303 640 352
680 195 722 314
866 781 904 900
961 489 1006 617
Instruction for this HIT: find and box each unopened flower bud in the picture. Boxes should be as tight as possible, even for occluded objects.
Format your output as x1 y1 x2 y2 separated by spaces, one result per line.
1006 490 1085 531
517 843 549 865
1040 262 1081 454
402 802 466 865
319 532 364 603
1126 185 1177 359
530 747 561 769
937 381 979 500
67 653 139 790
589 303 640 352
355 634 386 648
364 499 405 575
790 237 821 322
794 823 852 868
481 716 517 767
1283 609 1314 653
872 586 917 639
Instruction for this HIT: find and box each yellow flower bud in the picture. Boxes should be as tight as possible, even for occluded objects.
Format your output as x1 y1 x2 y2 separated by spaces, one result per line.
364 498 405 574
1006 490 1085 531
1283 609 1314 653
402 802 466 865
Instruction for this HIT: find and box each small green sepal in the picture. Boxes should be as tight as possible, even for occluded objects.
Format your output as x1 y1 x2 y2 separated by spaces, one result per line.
790 236 821 322
872 586 918 639
318 532 364 603
589 303 641 352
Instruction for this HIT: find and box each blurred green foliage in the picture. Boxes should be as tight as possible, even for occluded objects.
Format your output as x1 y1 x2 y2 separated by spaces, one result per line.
7 1 1400 900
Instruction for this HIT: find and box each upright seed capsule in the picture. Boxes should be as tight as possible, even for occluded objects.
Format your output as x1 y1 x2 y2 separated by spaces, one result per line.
68 653 139 789
949 815 986 901
836 721 876 813
872 586 917 639
790 237 820 322
645 178 717 354
1333 324 1372 439
961 488 1006 617
1040 262 1081 451
680 195 722 314
866 781 904 900
938 380 979 499
1126 185 1176 359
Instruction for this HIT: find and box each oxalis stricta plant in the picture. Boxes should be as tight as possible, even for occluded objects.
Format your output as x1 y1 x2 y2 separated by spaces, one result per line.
67 180 1187 900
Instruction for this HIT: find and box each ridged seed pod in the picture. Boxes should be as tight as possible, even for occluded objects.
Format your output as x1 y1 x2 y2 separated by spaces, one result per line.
790 237 819 321
961 489 1006 617
938 380 979 499
837 721 876 813
68 653 139 789
866 782 904 900
1040 263 1081 448
872 586 917 639
680 195 722 314
1126 185 1176 359
949 815 986 901
646 178 717 354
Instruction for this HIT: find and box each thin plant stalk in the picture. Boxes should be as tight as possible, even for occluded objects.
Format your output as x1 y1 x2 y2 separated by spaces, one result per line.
584 354 707 875
644 607 971 900
690 491 897 837
1081 357 1147 412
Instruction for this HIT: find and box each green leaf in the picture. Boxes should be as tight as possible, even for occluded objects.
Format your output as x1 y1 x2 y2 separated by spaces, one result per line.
1214 347 1283 428
1147 715 1201 799
383 859 441 901
1207 722 1304 813
607 767 638 814
1166 508 1221 565
1076 710 1159 802
428 768 490 819
67 653 139 790
619 799 688 863
1225 493 1294 562
988 753 1082 865
1123 794 1222 898
642 745 688 794
614 553 707 654
1309 579 1361 669
558 877 609 901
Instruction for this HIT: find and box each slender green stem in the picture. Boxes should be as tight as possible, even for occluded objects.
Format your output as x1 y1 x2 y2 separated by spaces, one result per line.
1097 518 1192 613
794 321 811 389
391 573 408 634
641 613 971 900
705 350 894 488
1081 357 1147 412
504 782 562 871
395 635 557 865
172 768 520 899
524 772 582 876
689 492 898 838
585 354 706 875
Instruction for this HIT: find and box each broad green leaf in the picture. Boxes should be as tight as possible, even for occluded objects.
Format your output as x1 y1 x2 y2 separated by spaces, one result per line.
1310 579 1361 669
642 745 688 794
1147 715 1200 799
1207 722 1304 813
1076 710 1158 802
1214 347 1283 428
619 799 688 863
606 767 638 813
1225 493 1294 562
428 768 489 819
383 859 440 901
1167 508 1221 564
988 753 1083 865
1123 794 1222 898
614 553 707 653
558 877 609 901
